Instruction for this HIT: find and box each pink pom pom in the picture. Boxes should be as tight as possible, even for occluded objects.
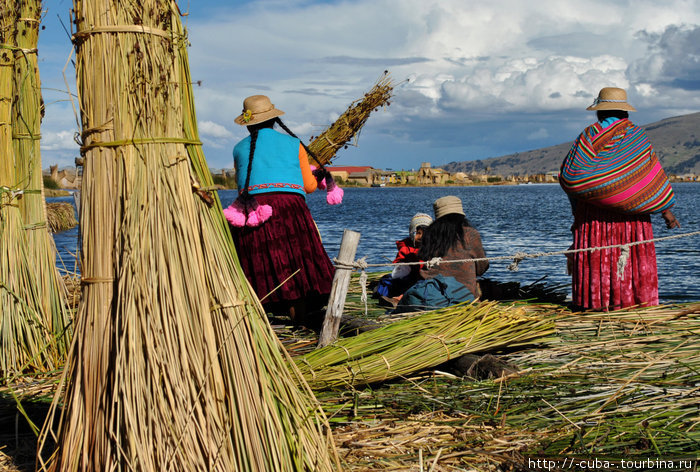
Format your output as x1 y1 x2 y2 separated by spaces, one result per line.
246 210 262 227
223 202 246 227
309 165 317 172
246 204 273 227
256 204 273 221
326 185 344 205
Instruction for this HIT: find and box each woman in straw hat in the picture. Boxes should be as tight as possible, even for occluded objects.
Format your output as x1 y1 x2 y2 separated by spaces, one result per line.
559 87 680 310
395 196 489 312
224 95 335 327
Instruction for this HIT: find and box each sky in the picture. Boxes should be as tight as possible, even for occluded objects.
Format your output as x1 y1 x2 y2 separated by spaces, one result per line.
37 0 700 171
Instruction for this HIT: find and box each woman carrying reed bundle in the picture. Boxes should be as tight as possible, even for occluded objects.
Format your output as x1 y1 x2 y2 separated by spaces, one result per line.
224 95 338 328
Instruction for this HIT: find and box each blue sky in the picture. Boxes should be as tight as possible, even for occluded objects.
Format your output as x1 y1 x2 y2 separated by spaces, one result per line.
38 0 700 171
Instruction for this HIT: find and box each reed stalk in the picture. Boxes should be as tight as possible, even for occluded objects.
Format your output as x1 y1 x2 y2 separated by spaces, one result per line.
308 72 394 166
0 0 63 379
11 0 70 360
37 1 338 470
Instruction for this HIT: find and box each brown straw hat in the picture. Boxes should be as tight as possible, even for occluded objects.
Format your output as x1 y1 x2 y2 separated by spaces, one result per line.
234 95 285 126
433 196 465 220
586 87 636 112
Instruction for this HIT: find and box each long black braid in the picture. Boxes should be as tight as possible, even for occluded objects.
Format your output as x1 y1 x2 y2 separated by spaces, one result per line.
241 120 274 198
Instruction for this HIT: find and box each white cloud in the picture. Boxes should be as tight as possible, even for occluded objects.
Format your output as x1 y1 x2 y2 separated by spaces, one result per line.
35 0 700 170
198 120 233 139
41 130 77 151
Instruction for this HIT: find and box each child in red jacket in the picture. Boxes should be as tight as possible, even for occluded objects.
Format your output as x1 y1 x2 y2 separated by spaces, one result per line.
374 213 433 305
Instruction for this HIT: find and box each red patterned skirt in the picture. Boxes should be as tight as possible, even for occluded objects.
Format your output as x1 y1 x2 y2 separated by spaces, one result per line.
571 202 658 310
230 192 335 306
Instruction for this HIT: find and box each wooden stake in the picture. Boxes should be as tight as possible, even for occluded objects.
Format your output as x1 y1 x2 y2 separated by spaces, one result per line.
318 229 361 348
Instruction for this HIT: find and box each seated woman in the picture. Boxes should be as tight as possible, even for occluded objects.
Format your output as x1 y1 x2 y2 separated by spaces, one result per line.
395 196 489 312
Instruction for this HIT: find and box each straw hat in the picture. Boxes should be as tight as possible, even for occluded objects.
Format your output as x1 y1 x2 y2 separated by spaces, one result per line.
409 213 433 236
234 95 285 126
586 87 636 112
433 196 465 220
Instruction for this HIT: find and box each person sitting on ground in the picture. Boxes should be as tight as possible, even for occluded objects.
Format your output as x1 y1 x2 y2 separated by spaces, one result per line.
395 196 489 312
374 213 433 305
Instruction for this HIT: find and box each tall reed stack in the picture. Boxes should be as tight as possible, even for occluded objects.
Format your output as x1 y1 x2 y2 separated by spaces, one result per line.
11 0 71 353
0 1 64 377
38 1 338 470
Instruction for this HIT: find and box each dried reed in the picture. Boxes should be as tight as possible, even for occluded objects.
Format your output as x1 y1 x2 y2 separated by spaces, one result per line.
45 202 77 233
308 72 394 166
296 301 556 390
0 0 65 379
313 304 700 469
37 2 338 471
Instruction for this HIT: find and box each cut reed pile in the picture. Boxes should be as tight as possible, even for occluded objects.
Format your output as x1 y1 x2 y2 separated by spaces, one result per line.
0 0 65 379
37 2 338 471
311 303 700 470
308 71 394 166
11 0 71 356
295 301 556 390
45 202 77 233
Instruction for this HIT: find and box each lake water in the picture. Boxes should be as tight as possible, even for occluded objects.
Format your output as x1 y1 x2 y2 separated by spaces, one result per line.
52 183 700 304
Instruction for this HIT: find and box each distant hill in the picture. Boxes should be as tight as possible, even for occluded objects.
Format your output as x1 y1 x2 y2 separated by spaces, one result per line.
442 112 700 176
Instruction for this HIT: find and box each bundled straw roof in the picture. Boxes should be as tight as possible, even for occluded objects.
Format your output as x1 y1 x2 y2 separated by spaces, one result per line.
37 1 338 471
308 71 394 166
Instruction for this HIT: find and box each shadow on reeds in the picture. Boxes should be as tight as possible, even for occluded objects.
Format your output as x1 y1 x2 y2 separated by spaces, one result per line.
0 389 56 472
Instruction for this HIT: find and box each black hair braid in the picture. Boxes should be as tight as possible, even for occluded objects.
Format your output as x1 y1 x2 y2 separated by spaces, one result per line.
242 127 259 198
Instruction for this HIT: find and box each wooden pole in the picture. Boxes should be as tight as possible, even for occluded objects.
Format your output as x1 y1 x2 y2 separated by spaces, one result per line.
318 229 360 348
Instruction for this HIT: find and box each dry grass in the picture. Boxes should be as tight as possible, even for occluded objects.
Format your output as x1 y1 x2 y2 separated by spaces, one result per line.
36 2 338 471
45 203 77 233
2 302 699 471
0 0 68 380
308 72 394 166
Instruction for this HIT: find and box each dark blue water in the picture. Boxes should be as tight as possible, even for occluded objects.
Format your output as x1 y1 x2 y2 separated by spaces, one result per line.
53 183 700 303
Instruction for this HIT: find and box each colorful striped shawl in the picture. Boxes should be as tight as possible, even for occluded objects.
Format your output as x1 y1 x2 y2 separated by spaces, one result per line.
559 119 675 214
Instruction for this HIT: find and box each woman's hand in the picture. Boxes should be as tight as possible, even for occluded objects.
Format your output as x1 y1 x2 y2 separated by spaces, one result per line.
661 209 680 229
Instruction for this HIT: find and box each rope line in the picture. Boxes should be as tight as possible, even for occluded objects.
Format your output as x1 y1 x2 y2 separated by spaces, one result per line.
333 230 700 274
81 137 202 153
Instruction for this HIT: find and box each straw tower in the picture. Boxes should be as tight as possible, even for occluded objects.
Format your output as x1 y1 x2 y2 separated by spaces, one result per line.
0 1 63 377
37 1 338 470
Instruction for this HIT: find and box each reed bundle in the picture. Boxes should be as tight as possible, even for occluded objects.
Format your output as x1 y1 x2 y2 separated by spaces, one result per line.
0 0 65 378
295 301 556 390
37 1 338 471
11 0 71 354
45 202 77 233
313 304 700 469
308 72 394 166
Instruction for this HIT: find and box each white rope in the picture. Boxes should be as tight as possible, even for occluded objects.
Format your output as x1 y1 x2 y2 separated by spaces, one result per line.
616 245 631 280
332 230 700 274
355 257 369 316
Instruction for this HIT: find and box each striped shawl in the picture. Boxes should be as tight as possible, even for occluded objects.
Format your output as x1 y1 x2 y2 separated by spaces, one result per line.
559 119 675 214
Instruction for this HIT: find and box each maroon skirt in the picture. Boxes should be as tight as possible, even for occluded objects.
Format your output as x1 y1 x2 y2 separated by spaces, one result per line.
230 193 335 305
572 202 658 310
